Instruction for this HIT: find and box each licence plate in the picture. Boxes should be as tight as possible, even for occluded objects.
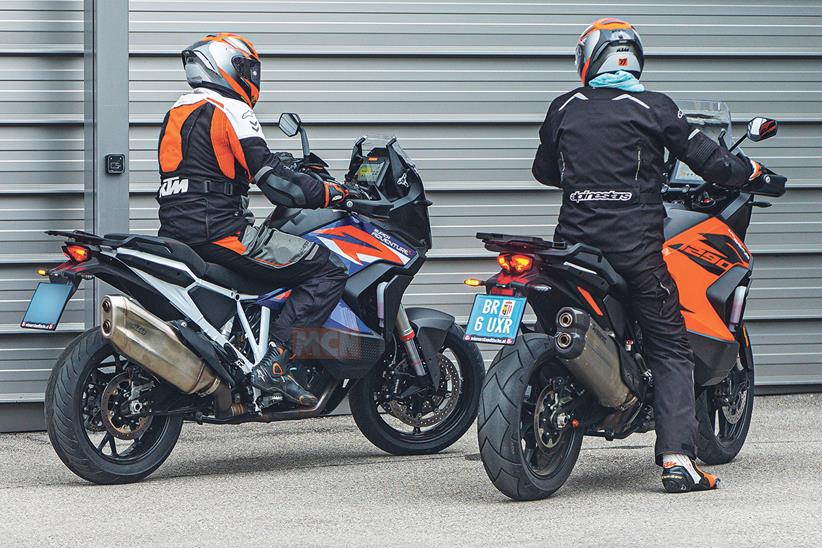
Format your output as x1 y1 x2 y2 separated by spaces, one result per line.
20 282 74 331
464 294 527 345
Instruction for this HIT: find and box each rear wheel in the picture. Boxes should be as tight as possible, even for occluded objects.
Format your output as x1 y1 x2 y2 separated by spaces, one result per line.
477 334 584 500
45 328 183 484
349 324 484 455
696 323 754 465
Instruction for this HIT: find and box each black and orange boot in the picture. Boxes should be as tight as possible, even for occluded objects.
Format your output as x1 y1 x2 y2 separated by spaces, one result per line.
661 454 720 493
250 343 318 407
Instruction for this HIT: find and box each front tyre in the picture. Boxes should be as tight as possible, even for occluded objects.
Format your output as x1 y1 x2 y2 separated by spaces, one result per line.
45 328 183 484
696 323 754 465
349 324 484 455
477 334 584 501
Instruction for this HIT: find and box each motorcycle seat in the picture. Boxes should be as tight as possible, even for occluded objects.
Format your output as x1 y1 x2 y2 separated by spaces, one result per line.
105 233 209 276
201 263 279 295
538 242 628 296
105 233 277 295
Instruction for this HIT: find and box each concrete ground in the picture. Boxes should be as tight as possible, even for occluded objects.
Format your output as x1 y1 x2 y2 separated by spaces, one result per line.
0 394 820 547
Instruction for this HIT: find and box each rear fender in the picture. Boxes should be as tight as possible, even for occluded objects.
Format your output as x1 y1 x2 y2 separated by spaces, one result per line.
50 257 182 322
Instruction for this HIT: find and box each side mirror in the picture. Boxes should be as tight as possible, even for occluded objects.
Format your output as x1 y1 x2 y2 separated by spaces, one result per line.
747 117 778 142
278 112 302 137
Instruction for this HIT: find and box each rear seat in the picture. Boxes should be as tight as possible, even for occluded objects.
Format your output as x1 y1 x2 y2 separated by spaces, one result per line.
105 233 279 295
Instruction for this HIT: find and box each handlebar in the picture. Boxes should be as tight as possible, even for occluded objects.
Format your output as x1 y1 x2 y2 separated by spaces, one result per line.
663 165 787 203
662 180 710 198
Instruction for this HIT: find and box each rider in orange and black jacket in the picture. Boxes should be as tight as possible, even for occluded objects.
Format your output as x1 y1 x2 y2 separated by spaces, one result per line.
157 33 348 406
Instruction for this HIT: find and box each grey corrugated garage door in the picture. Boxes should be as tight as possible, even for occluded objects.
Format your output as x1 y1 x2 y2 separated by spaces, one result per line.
2 1 820 430
129 0 822 386
0 1 85 414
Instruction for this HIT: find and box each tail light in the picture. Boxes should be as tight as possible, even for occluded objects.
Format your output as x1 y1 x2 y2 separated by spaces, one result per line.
497 253 533 274
64 244 90 263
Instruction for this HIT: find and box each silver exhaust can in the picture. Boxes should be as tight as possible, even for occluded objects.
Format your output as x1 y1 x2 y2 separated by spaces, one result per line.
554 307 635 409
100 295 221 396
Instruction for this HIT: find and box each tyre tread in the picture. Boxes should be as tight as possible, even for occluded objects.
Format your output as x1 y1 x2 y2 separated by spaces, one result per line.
476 334 582 501
45 328 182 484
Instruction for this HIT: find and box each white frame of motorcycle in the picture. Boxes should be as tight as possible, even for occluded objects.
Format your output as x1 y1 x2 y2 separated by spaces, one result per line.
100 246 270 373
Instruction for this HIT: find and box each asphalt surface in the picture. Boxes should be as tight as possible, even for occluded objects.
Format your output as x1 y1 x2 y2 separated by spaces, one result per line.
1 394 820 546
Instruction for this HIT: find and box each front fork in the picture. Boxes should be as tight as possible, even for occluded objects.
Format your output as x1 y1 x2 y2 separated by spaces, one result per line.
395 304 429 380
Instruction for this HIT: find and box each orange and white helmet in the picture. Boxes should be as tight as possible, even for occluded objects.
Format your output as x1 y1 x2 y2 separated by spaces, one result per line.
182 33 261 106
575 18 644 85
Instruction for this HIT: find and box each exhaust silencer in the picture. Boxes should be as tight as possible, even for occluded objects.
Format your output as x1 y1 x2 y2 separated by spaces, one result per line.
100 295 221 396
555 307 635 410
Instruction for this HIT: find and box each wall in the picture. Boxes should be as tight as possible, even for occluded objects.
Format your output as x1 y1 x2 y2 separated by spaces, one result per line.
128 0 822 385
1 0 820 430
0 1 84 423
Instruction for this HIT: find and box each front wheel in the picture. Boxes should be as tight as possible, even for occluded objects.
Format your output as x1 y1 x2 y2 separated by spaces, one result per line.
695 323 754 465
477 334 584 501
349 324 484 455
45 328 183 484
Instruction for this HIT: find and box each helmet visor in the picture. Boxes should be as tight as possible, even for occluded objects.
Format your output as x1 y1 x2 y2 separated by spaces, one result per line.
233 57 261 91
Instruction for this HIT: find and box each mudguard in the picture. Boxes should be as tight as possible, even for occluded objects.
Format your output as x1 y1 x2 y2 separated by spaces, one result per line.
406 307 455 386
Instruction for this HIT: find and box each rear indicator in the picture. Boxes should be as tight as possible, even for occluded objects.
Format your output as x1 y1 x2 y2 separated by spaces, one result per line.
463 278 483 287
64 245 90 263
36 268 48 277
498 253 534 274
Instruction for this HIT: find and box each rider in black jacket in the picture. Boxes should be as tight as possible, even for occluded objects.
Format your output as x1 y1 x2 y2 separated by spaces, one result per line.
532 18 763 492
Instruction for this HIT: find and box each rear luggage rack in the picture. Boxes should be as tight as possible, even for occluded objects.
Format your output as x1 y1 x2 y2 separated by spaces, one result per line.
46 230 171 251
476 232 628 294
476 232 563 253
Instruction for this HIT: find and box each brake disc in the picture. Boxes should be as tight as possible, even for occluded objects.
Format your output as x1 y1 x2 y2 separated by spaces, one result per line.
387 354 461 428
534 384 564 450
721 359 747 424
722 387 747 424
100 372 152 440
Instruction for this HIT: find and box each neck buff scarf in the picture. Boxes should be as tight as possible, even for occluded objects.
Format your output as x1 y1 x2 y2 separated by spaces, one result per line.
588 70 645 92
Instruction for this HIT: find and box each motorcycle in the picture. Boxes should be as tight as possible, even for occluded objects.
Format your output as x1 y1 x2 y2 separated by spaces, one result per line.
24 113 484 484
467 102 785 500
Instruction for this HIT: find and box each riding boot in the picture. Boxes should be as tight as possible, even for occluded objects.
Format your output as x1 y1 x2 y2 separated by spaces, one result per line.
250 342 318 407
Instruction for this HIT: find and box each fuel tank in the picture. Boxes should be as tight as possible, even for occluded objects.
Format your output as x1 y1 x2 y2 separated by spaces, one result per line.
663 215 749 384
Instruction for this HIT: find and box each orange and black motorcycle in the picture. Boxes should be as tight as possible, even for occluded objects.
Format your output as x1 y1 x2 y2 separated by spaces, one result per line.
469 103 786 500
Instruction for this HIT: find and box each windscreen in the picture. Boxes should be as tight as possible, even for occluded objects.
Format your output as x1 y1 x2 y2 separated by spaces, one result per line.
670 100 734 185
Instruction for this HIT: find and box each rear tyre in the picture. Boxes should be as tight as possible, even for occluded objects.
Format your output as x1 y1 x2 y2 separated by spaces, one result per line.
350 324 484 455
696 323 754 465
45 328 183 484
477 334 584 501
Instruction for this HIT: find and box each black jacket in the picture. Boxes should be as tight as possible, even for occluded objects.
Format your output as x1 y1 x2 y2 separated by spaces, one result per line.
532 87 753 254
157 87 326 245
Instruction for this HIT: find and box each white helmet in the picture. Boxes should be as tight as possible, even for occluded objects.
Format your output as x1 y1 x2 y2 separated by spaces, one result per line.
182 33 261 106
575 18 644 85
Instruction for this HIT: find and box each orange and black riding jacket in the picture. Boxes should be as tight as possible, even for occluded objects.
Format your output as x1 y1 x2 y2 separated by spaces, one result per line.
156 87 325 245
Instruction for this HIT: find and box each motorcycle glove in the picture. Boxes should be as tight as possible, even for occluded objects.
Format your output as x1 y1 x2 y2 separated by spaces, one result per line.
323 181 348 207
737 153 763 181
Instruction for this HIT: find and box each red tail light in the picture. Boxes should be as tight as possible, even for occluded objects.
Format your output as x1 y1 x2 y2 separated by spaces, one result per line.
497 253 533 274
64 245 90 263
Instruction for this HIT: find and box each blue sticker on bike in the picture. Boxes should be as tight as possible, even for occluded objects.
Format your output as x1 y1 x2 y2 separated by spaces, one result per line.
464 295 527 345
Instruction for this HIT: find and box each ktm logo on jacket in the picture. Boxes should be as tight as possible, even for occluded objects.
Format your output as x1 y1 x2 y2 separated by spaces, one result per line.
158 176 189 197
